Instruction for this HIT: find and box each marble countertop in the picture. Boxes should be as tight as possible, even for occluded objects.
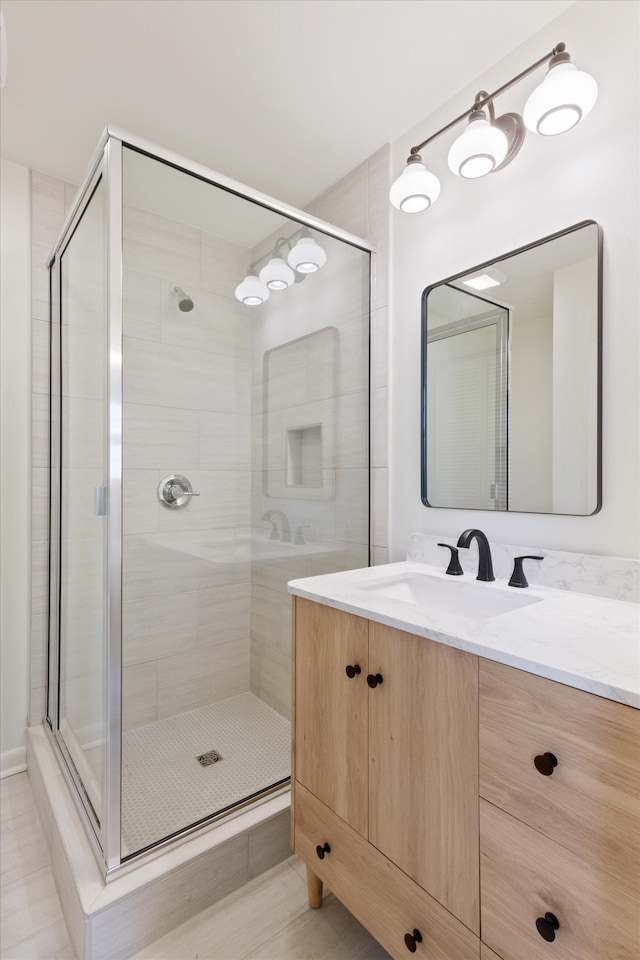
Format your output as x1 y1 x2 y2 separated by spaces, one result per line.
288 561 640 708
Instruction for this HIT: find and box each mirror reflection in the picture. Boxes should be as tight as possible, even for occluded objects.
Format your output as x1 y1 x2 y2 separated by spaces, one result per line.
422 221 601 515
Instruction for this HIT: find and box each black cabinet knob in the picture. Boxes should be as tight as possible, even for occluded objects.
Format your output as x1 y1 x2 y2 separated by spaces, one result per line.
315 842 331 860
345 664 361 679
366 673 384 688
404 929 423 953
534 752 558 776
536 912 560 942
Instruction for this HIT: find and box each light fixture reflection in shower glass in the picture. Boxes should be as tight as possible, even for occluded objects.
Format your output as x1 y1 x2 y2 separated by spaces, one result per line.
524 52 598 136
259 257 295 290
234 275 270 306
287 236 327 274
447 110 509 179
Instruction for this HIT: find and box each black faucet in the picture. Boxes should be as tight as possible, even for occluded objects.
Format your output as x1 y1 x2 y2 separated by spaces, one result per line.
456 529 495 582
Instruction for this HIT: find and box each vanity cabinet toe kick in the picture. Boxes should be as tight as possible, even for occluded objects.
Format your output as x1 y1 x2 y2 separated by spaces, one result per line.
291 596 640 960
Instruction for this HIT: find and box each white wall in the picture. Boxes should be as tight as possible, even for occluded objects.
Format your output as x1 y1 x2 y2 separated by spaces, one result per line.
0 159 31 776
389 0 639 560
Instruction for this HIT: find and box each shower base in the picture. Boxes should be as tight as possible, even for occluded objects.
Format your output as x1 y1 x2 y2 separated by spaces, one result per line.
27 715 291 958
122 692 290 855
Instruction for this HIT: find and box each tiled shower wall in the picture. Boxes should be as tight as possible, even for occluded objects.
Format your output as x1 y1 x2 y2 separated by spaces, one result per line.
28 146 390 728
249 145 390 717
120 204 252 728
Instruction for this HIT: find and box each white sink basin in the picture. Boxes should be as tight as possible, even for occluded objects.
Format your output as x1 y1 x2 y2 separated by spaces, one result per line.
358 572 542 621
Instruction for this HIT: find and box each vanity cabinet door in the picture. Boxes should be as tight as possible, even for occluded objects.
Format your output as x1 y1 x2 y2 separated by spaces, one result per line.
294 597 369 837
368 622 480 934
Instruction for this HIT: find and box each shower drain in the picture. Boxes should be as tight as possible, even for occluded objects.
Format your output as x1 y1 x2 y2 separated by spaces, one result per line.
197 750 223 766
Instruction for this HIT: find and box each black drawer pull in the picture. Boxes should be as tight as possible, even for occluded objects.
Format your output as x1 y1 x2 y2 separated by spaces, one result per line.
404 929 423 953
315 842 331 860
536 912 560 942
534 752 558 776
367 673 384 688
345 664 361 678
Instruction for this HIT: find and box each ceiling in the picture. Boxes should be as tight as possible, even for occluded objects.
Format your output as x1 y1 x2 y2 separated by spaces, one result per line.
0 0 576 208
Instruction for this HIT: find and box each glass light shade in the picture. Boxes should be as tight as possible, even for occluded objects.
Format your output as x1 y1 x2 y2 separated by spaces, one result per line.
447 118 509 179
523 62 598 136
259 257 295 290
389 161 441 213
234 275 269 306
287 237 327 274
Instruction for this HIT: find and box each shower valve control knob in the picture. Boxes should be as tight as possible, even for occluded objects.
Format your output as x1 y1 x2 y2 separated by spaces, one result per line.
345 664 361 678
315 843 331 860
158 474 199 509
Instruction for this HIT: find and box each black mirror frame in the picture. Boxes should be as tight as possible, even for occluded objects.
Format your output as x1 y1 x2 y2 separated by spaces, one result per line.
421 219 603 516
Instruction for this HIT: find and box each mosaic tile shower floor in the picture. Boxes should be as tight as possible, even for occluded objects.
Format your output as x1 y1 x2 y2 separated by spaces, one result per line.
121 692 290 855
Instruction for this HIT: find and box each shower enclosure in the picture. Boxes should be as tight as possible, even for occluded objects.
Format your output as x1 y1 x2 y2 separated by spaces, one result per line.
45 128 371 875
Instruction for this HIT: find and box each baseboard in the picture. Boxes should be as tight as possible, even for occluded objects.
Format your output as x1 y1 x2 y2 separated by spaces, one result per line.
0 745 27 778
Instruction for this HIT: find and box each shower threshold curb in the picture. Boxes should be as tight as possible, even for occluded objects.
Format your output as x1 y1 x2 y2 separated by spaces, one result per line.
27 725 291 960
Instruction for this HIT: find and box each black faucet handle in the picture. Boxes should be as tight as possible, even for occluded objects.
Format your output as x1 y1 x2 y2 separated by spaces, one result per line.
437 543 464 576
509 555 544 588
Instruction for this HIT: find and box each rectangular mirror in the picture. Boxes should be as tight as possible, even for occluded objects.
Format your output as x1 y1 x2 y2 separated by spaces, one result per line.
422 221 602 515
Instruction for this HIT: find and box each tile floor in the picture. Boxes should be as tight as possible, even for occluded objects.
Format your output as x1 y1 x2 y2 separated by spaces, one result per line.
1 772 390 960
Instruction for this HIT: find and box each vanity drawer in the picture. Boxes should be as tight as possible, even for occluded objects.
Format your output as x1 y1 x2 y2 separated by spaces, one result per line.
479 659 640 887
294 782 479 960
480 800 640 960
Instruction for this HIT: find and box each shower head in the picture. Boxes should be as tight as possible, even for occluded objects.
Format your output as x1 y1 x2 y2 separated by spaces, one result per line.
170 285 194 312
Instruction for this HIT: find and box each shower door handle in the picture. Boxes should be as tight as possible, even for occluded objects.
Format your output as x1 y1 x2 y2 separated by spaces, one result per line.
95 486 108 516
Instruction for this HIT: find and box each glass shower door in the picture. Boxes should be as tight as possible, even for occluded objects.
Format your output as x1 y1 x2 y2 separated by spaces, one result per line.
56 176 108 828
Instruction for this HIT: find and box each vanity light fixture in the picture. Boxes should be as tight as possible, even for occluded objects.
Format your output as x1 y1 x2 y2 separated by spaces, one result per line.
390 42 598 212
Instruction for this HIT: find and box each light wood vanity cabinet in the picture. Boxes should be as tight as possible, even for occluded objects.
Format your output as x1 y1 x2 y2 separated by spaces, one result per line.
292 597 640 960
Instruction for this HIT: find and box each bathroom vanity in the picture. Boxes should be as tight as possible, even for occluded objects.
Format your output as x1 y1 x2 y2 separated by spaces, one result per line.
288 562 640 960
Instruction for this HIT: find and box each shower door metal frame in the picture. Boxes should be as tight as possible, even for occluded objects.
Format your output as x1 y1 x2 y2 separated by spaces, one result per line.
46 125 374 878
45 135 124 873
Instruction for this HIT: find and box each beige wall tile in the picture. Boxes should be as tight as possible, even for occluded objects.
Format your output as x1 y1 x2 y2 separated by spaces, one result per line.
199 412 250 472
156 637 250 719
31 466 49 542
335 469 369 545
123 271 162 342
372 467 388 548
123 469 161 535
32 393 49 467
371 306 389 390
307 161 368 237
31 171 66 248
372 387 388 468
123 204 200 289
31 244 50 321
31 540 49 617
32 317 50 395
123 592 199 666
197 583 251 645
200 232 248 298
124 338 236 412
160 282 248 358
247 810 291 881
122 662 158 730
124 403 199 471
250 584 290 656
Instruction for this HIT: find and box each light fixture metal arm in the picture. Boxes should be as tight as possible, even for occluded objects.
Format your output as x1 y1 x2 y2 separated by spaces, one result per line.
408 43 566 157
